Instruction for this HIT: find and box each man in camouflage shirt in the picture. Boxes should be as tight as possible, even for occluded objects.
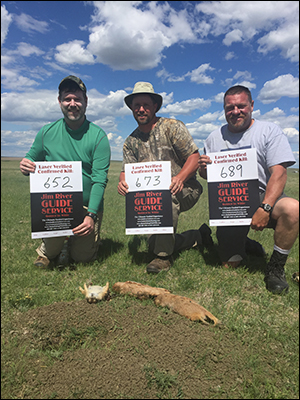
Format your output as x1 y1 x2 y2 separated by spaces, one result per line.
118 82 212 273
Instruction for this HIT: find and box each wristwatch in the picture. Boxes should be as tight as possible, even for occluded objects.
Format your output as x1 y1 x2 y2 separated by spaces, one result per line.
260 203 273 213
86 212 97 222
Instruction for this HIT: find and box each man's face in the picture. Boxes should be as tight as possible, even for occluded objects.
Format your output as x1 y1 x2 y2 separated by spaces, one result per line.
224 92 254 133
58 90 87 125
131 94 157 126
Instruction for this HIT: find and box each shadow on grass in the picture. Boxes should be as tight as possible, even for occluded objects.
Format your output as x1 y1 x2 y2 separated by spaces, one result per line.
195 243 268 275
124 234 269 276
244 254 268 274
97 238 124 261
127 235 153 265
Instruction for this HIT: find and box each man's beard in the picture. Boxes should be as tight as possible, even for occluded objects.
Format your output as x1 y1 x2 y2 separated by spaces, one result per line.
62 107 86 123
135 114 151 125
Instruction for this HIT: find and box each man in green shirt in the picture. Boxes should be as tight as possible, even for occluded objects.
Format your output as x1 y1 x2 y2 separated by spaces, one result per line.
20 75 111 268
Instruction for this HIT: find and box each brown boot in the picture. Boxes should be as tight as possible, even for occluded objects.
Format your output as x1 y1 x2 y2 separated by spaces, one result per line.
146 257 171 274
34 255 50 269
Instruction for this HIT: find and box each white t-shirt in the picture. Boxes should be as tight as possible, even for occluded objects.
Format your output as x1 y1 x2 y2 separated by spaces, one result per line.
204 119 296 192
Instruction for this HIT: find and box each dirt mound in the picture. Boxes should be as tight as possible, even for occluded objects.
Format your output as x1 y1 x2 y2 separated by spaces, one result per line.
5 296 257 399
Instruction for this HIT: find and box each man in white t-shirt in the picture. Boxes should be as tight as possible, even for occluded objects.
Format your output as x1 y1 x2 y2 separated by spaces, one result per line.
199 85 299 294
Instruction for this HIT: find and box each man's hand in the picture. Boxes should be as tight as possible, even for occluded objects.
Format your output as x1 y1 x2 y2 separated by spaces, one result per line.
198 155 212 179
169 176 184 195
250 208 270 231
170 151 200 194
117 172 129 196
73 216 94 236
20 158 36 176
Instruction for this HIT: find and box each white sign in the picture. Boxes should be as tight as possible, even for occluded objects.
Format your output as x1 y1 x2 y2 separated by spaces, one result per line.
125 161 173 235
206 148 260 226
125 161 172 192
30 161 83 193
30 161 83 238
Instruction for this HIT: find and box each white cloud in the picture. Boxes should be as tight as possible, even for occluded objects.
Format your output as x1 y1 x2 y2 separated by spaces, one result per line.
1 5 13 46
1 129 39 157
86 2 169 70
195 111 223 123
258 22 299 62
213 92 225 103
225 51 235 60
290 107 299 113
1 67 40 91
55 40 95 65
186 64 215 84
161 98 211 115
257 74 299 104
196 1 299 62
8 42 44 57
38 1 299 71
283 128 299 144
87 88 129 118
1 87 130 126
186 121 220 139
14 12 49 34
223 29 243 46
1 90 59 122
157 64 214 85
83 1 204 70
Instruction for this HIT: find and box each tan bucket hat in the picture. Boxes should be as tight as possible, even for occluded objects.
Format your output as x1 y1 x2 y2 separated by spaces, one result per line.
124 82 163 111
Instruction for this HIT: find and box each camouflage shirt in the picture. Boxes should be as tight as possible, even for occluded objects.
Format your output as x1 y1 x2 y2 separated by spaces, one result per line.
122 117 199 180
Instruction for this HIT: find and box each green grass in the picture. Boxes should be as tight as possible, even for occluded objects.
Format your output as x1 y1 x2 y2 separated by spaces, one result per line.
1 159 299 399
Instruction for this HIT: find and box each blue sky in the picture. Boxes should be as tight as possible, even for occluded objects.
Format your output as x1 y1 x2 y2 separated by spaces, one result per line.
1 1 299 167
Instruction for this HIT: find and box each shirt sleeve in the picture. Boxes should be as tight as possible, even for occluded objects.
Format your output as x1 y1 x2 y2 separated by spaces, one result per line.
87 134 111 214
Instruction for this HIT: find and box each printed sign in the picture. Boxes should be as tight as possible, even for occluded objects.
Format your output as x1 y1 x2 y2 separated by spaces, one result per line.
125 161 173 234
30 161 83 238
207 148 260 226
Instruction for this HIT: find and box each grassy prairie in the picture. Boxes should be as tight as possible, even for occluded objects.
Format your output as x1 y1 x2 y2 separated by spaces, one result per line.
1 159 299 399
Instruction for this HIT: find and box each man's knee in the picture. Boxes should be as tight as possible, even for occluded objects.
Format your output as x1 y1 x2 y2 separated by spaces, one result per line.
71 249 98 263
70 238 99 263
276 198 299 226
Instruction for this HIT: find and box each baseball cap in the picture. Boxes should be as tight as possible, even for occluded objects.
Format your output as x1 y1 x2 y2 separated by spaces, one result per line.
58 75 87 94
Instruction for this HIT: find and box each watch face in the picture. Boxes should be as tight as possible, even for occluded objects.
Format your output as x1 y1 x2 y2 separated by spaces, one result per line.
264 204 272 212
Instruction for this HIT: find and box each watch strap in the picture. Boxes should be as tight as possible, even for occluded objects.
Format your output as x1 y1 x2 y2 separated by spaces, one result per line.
260 203 273 213
86 212 97 222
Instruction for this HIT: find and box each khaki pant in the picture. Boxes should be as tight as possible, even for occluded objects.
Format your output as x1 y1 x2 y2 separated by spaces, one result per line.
36 209 103 263
148 180 203 257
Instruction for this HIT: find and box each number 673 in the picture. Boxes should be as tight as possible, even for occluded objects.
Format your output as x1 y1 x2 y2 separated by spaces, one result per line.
135 176 161 187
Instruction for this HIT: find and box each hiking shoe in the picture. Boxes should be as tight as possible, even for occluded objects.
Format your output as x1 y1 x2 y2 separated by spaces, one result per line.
199 223 214 248
264 272 289 294
245 237 266 257
34 255 50 269
264 251 289 294
146 257 171 274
